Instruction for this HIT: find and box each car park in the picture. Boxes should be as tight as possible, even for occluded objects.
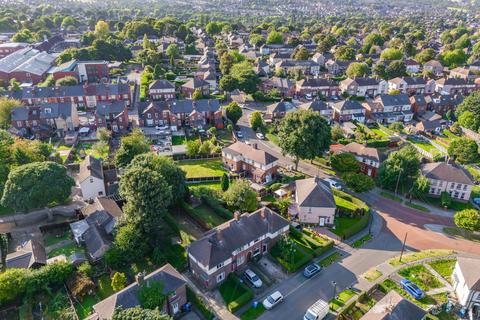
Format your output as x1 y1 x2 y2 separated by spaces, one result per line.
244 269 262 288
256 132 265 140
303 263 321 278
400 279 425 300
263 291 284 310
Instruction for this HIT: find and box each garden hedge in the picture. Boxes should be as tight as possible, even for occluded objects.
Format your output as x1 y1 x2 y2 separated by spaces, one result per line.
337 210 371 239
366 139 390 148
187 286 215 320
201 195 233 220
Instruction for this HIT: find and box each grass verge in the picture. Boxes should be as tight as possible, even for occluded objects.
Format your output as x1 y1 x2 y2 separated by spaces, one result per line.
388 249 455 267
319 252 341 267
240 304 266 320
380 191 402 203
405 202 430 212
329 289 356 312
362 269 383 282
352 234 372 248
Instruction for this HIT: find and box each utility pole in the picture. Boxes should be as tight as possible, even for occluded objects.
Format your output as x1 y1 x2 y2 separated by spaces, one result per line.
332 281 337 299
399 232 408 263
394 167 403 195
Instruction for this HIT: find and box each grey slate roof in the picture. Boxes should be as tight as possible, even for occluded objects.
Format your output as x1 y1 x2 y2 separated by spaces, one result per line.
266 100 295 114
182 77 209 89
295 177 336 208
188 207 289 269
93 263 186 319
299 99 328 112
421 162 474 185
79 156 104 183
6 240 46 269
360 290 427 320
96 101 127 116
223 141 278 165
456 257 480 291
334 100 364 111
378 94 410 106
149 79 175 90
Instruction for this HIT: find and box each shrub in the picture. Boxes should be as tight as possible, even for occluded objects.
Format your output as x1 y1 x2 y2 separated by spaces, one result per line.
201 195 233 220
187 286 214 320
366 139 390 148
163 212 180 235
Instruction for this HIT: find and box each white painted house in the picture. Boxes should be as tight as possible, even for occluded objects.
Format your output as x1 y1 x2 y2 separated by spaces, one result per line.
452 257 480 319
78 156 106 201
421 162 474 202
288 177 336 226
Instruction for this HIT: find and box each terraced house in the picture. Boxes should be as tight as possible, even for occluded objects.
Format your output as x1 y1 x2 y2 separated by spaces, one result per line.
187 208 289 290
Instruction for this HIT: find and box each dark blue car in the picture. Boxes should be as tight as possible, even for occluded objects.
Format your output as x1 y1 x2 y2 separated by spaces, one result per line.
400 279 425 300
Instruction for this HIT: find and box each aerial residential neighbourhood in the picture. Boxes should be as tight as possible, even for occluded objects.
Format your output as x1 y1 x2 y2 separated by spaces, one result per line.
2 1 480 320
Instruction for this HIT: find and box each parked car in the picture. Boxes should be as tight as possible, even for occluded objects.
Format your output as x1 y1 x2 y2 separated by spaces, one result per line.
263 291 284 310
256 132 265 140
303 263 321 278
244 269 262 288
323 178 342 190
304 298 329 320
155 125 169 131
305 93 313 100
236 131 243 138
473 198 480 206
400 279 425 300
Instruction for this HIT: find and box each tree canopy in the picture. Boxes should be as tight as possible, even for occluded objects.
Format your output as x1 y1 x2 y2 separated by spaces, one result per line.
448 137 479 164
377 145 420 192
225 102 243 125
115 129 150 168
223 179 259 212
454 209 480 231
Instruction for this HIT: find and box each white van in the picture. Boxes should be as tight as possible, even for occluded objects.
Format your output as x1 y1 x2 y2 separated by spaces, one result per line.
304 299 329 320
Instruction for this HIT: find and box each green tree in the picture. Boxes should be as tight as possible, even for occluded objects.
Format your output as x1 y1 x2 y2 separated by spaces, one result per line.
219 52 234 75
266 30 283 44
250 111 264 131
229 61 260 94
439 49 468 68
111 272 127 292
342 172 375 193
114 223 149 262
456 91 480 131
0 268 28 305
223 179 258 212
221 173 230 191
454 209 480 231
1 162 74 212
0 234 8 272
186 139 201 156
448 137 479 164
292 46 309 60
55 76 78 86
410 175 430 200
225 102 243 125
115 129 150 168
415 48 436 64
331 124 344 141
364 33 384 47
119 166 172 234
166 43 180 59
192 89 203 101
94 20 110 39
0 97 21 129
249 34 265 47
205 21 222 36
219 75 238 92
139 281 167 309
385 60 407 78
330 152 360 173
334 46 355 61
97 127 111 143
389 122 404 133
346 62 369 78
8 78 20 92
377 145 420 193
380 48 403 60
278 110 331 170
457 111 476 130
113 307 170 320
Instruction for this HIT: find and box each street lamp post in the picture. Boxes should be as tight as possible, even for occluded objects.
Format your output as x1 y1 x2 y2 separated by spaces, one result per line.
332 281 337 299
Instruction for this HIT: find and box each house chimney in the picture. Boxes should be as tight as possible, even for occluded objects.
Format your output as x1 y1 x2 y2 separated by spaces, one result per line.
135 271 146 284
234 211 241 221
260 208 266 219
251 142 258 149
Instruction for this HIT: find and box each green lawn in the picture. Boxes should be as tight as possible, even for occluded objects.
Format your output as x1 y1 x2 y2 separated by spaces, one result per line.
172 135 186 145
427 259 456 282
398 264 444 291
362 268 383 282
380 279 439 309
56 145 71 151
265 133 280 145
352 234 372 248
75 294 99 319
270 241 313 272
329 289 356 311
389 249 455 266
216 129 233 146
319 252 341 267
379 191 402 202
370 127 389 138
97 274 114 299
219 275 253 312
405 202 430 212
194 204 226 228
240 305 266 320
44 231 71 247
187 181 222 191
443 226 480 243
47 242 81 259
332 216 363 236
407 137 438 153
178 159 226 178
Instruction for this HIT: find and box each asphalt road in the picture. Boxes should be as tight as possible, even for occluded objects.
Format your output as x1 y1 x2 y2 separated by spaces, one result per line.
235 106 480 319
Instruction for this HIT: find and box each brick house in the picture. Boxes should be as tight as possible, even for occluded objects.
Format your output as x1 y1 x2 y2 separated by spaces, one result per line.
298 99 333 121
435 78 476 95
148 79 176 100
50 60 109 82
333 142 381 177
170 99 223 129
410 94 428 115
95 101 129 133
11 102 79 138
181 77 210 98
222 141 278 184
8 83 131 109
260 77 295 97
421 162 474 202
264 100 297 121
296 78 339 97
138 101 171 127
91 264 188 319
188 208 289 290
425 94 463 115
372 94 413 123
331 100 366 123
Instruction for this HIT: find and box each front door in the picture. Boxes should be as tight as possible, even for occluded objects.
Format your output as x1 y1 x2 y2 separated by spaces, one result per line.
172 302 179 314
319 217 325 226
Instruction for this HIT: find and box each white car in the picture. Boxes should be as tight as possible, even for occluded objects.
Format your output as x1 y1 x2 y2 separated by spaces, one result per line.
155 125 169 131
324 178 342 190
263 291 283 310
236 131 244 138
256 132 265 140
244 269 262 288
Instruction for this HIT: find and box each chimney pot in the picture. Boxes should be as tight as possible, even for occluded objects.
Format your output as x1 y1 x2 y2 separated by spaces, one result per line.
135 271 145 284
234 211 241 221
